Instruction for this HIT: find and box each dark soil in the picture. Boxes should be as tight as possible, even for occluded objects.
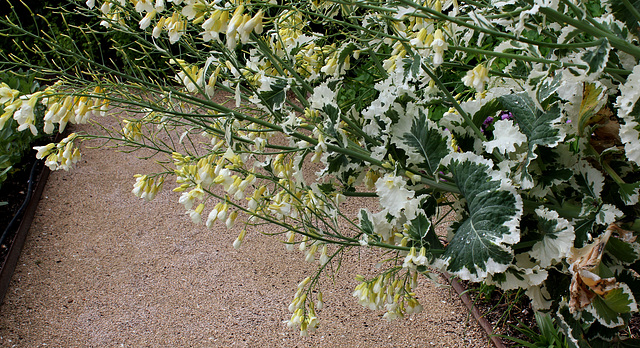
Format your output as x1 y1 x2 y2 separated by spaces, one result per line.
0 152 43 267
464 282 640 346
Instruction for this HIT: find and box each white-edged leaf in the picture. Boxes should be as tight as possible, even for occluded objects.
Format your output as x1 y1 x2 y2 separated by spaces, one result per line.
619 181 640 205
581 39 610 75
258 79 288 111
537 72 563 105
397 109 451 174
406 212 443 251
485 253 548 291
483 119 527 154
557 305 588 348
529 208 575 268
596 204 624 225
498 92 565 188
617 64 640 166
587 284 638 328
574 160 605 198
438 152 523 282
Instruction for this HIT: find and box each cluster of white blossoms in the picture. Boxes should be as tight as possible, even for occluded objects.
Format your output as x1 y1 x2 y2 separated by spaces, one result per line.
131 174 165 201
1 83 107 136
33 133 82 171
285 277 320 336
352 272 423 321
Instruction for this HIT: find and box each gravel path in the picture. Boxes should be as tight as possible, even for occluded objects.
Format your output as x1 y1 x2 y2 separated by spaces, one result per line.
0 115 489 347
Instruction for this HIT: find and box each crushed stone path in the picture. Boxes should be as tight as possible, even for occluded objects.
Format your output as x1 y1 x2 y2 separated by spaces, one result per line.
0 119 490 347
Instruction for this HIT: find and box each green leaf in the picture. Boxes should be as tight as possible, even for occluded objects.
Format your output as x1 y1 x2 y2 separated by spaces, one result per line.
258 80 287 111
471 98 502 129
498 93 563 187
609 0 640 36
618 270 640 306
529 208 575 268
337 42 357 71
537 72 563 106
400 110 450 174
406 213 443 251
574 218 596 248
359 209 375 236
402 54 421 80
590 285 637 328
605 237 639 264
499 93 563 149
581 39 611 75
440 153 522 281
557 305 589 348
618 181 640 205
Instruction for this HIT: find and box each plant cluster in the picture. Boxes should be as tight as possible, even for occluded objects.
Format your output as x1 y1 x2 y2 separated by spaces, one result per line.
0 71 46 202
1 0 640 345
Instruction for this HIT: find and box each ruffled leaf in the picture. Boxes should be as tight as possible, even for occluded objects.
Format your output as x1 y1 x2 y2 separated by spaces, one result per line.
399 109 451 174
606 236 639 264
438 152 522 282
616 64 640 165
619 181 640 205
529 208 575 268
609 0 640 35
557 305 589 348
536 72 563 106
573 218 596 248
483 119 527 154
499 93 564 148
498 92 564 187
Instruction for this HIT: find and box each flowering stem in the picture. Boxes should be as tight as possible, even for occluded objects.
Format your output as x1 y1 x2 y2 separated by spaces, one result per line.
421 65 487 143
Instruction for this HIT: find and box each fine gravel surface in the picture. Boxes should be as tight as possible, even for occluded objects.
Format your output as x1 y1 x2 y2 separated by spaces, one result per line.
0 110 490 347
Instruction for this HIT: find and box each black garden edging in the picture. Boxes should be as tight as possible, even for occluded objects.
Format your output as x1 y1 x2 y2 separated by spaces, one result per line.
0 158 50 304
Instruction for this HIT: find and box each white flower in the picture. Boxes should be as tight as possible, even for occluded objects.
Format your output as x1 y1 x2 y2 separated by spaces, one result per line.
34 143 56 159
155 0 165 12
135 0 154 13
430 29 447 66
139 10 157 30
14 100 37 135
86 0 95 9
462 64 489 92
0 83 19 104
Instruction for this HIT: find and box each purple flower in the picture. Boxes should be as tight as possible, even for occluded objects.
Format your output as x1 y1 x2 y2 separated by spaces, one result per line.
499 111 514 120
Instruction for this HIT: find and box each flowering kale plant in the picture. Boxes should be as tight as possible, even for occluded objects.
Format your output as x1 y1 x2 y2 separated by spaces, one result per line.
2 0 640 345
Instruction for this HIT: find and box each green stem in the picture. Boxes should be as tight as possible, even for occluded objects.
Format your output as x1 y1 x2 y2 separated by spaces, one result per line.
395 0 607 50
421 65 487 143
538 7 640 59
622 0 640 26
450 45 587 69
